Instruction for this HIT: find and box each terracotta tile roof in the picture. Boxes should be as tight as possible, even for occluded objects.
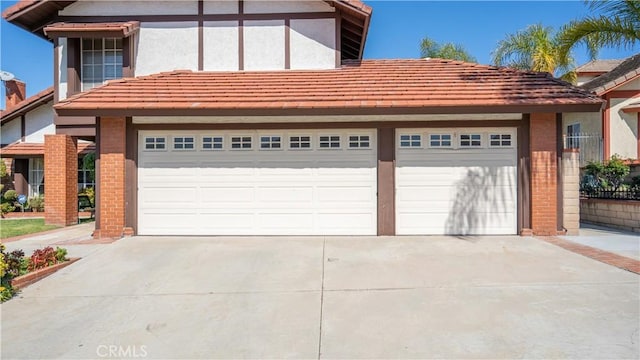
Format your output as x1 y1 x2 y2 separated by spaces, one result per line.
580 54 640 95
0 142 95 157
44 21 140 38
54 59 603 116
575 59 625 74
1 87 54 124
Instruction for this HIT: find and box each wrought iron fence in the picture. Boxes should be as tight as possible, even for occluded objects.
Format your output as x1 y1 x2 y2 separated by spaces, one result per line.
581 187 640 200
563 133 603 167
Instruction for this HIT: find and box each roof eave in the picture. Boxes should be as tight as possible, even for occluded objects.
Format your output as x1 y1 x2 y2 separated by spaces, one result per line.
54 102 604 118
1 91 55 125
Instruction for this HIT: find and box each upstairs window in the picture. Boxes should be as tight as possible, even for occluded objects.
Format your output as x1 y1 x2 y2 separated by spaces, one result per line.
82 38 123 90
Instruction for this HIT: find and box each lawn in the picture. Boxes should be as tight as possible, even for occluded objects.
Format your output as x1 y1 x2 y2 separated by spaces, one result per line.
0 219 60 239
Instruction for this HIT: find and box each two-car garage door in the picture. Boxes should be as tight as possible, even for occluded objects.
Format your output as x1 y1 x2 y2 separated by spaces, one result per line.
138 127 517 235
138 130 377 235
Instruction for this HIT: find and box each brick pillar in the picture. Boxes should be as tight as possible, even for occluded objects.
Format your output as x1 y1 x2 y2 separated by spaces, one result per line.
44 135 78 226
562 149 580 235
530 113 558 235
94 117 127 239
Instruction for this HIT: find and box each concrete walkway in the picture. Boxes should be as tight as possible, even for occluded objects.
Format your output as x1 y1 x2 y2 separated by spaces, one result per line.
561 223 640 261
1 235 638 359
3 222 105 259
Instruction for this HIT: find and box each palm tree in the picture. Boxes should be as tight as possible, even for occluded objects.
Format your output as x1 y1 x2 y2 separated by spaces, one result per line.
420 37 476 62
492 24 576 82
560 0 640 58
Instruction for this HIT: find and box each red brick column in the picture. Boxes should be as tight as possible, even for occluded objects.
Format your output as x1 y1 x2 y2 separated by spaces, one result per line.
530 113 558 235
44 134 78 226
94 117 127 239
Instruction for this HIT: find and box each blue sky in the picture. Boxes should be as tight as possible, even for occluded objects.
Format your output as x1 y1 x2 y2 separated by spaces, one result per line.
1 0 638 108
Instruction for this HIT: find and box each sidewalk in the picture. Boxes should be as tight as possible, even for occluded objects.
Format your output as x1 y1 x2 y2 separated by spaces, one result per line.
561 223 640 261
2 222 108 259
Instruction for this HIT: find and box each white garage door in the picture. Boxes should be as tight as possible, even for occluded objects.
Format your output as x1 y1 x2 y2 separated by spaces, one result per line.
396 128 517 235
138 130 377 235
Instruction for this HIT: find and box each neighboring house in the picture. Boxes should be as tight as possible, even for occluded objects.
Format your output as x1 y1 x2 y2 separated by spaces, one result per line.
0 81 95 199
2 0 603 238
563 55 640 164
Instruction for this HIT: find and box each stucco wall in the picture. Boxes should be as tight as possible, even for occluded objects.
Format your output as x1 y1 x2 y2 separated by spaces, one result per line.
1 118 21 145
616 78 640 91
610 98 639 159
290 18 335 70
203 21 239 71
244 20 286 71
244 0 334 13
135 22 199 76
60 0 198 16
24 102 55 143
577 75 598 86
581 199 640 233
58 38 67 101
562 112 602 136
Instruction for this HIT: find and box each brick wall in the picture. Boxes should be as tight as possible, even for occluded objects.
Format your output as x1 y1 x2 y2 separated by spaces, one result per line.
94 117 126 239
44 135 78 226
530 113 559 235
581 199 640 233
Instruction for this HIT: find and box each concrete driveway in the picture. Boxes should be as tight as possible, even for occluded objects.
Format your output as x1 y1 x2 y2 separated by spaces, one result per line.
2 235 638 359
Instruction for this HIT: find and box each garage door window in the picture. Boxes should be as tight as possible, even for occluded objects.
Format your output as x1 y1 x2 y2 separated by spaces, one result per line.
489 134 512 147
349 135 370 149
399 134 421 148
144 137 166 151
202 136 224 150
174 137 195 150
260 136 282 150
460 134 482 147
290 136 311 149
231 136 252 150
429 134 453 148
319 135 340 149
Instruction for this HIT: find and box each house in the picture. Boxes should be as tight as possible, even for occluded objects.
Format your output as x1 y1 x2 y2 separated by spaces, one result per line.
0 80 95 199
563 54 640 164
2 0 603 238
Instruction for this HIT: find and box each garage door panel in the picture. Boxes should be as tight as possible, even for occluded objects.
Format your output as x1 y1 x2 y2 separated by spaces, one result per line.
396 128 518 235
138 129 376 235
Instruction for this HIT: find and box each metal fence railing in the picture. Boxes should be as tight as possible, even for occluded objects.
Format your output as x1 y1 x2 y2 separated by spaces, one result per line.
563 133 603 167
581 187 640 200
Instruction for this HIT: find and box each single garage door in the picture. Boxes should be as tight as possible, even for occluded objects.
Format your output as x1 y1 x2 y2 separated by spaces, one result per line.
138 130 377 235
396 128 517 235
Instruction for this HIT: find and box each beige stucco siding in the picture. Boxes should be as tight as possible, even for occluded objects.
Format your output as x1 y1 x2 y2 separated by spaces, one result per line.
610 98 639 159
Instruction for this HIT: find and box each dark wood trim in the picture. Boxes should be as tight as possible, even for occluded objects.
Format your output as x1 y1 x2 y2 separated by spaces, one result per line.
53 38 59 104
131 119 527 131
603 94 611 160
556 113 563 233
198 0 204 71
56 103 602 118
55 125 96 137
95 117 101 231
284 18 290 70
55 116 97 126
66 38 81 97
377 127 395 235
335 11 341 67
122 36 133 77
607 90 640 99
13 159 29 197
518 114 531 232
637 113 640 159
20 115 26 142
125 117 137 234
238 0 244 70
46 30 137 39
56 12 337 23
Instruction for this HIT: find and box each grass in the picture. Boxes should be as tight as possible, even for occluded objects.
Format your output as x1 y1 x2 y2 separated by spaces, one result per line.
0 219 60 239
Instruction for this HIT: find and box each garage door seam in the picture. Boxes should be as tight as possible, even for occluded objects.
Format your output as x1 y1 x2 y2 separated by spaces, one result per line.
317 236 326 359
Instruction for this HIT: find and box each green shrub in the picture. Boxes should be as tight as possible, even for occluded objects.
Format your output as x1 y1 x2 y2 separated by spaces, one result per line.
1 203 15 215
3 190 17 202
79 187 95 205
55 247 68 262
583 155 630 191
27 195 44 212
